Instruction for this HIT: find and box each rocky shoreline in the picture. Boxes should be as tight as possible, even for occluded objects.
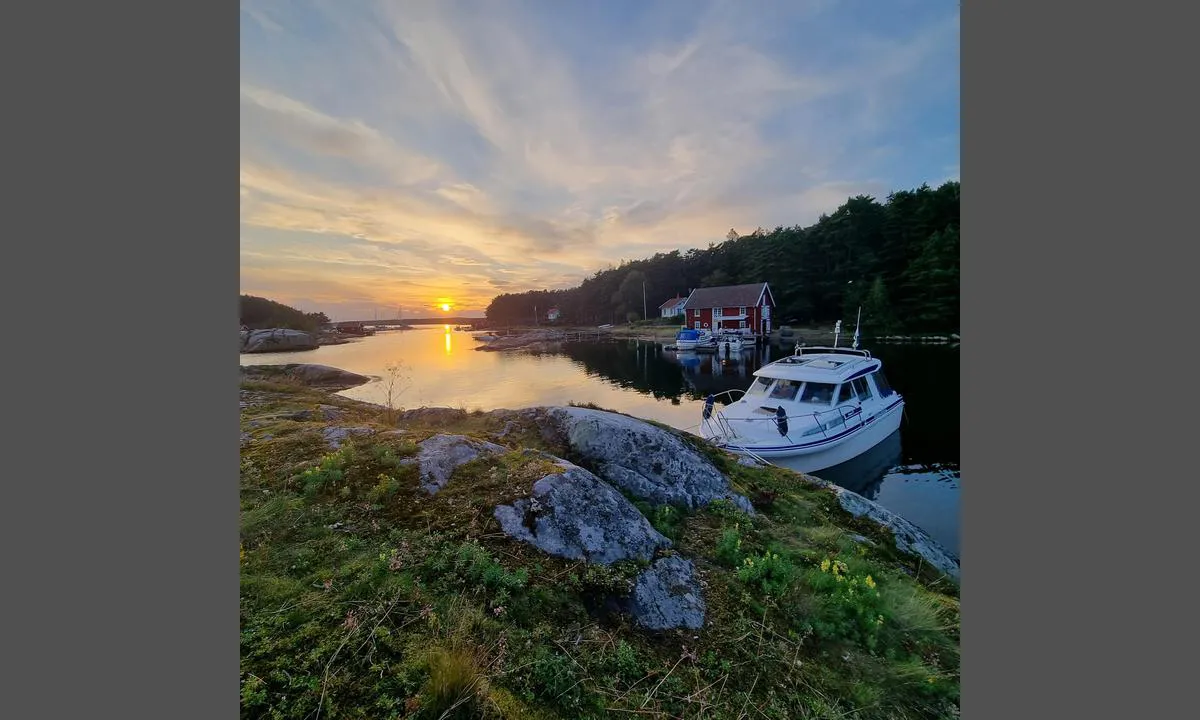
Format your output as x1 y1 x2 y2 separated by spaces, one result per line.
240 363 960 717
242 363 959 583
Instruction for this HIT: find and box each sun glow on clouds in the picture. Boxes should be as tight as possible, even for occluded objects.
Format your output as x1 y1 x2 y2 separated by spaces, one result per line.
240 0 959 321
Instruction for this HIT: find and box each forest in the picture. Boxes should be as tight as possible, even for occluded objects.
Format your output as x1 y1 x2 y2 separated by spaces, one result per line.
240 294 330 332
485 181 959 334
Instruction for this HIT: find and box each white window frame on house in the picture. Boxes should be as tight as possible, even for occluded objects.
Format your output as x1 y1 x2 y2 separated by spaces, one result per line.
693 320 700 330
739 306 746 316
739 320 747 329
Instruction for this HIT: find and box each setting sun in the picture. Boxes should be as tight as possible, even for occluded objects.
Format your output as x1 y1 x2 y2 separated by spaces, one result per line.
440 303 451 312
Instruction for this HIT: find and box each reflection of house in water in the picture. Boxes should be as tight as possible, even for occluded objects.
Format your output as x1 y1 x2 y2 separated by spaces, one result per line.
553 339 692 401
665 345 777 399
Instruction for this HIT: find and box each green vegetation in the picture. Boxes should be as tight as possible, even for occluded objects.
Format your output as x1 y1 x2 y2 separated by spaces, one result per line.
485 181 959 334
241 381 960 719
241 294 331 331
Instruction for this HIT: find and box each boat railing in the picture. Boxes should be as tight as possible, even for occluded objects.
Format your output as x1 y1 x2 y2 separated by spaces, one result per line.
708 389 746 403
791 345 872 359
706 401 866 443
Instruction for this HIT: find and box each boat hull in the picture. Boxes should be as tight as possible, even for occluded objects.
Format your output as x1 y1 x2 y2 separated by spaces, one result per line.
703 400 904 473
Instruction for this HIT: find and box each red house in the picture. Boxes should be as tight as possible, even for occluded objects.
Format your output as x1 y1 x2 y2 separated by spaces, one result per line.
681 282 776 337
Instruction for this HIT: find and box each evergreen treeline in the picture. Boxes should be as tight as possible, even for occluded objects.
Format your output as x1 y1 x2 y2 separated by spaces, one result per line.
240 294 331 332
485 181 959 334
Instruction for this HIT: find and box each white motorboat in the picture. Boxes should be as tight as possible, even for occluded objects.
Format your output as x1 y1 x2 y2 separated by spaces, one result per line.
698 312 904 472
674 328 715 351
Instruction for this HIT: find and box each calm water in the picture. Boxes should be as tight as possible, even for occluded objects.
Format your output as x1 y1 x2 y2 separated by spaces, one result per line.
240 326 960 556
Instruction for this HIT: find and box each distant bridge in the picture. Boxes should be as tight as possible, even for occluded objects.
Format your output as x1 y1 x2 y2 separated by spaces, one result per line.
354 317 484 326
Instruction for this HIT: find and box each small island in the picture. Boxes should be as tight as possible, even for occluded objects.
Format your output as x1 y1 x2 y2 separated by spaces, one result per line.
241 364 960 719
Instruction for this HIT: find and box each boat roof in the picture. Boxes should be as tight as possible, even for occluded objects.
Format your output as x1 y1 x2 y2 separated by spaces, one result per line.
754 347 880 384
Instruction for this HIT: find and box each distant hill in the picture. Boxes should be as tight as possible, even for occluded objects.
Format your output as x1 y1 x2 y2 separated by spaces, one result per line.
240 295 330 332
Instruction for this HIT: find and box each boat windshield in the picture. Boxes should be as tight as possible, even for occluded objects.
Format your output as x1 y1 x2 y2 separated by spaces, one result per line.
746 376 773 397
799 382 836 405
768 379 802 401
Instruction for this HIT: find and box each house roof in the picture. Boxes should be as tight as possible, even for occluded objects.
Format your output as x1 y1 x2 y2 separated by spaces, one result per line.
658 296 686 310
683 283 773 310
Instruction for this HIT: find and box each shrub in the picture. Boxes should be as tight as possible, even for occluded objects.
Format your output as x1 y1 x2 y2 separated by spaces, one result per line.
736 550 798 598
808 557 888 651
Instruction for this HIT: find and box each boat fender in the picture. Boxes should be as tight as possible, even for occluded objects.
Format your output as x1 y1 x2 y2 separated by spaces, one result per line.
703 394 715 420
774 406 788 436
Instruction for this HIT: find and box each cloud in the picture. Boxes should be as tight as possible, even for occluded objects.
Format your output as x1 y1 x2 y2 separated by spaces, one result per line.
240 0 959 315
240 83 445 186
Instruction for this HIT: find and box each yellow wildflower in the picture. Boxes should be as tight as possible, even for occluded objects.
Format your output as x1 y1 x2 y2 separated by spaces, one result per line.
864 575 876 590
820 558 831 573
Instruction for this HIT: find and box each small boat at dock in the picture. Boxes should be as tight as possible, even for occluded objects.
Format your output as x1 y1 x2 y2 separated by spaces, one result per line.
716 332 751 353
674 328 716 351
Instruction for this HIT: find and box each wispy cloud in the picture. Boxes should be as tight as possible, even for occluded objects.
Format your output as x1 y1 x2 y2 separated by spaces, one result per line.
240 0 959 318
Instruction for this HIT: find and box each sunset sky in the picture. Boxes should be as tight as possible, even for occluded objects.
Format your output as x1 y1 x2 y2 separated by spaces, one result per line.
240 0 959 321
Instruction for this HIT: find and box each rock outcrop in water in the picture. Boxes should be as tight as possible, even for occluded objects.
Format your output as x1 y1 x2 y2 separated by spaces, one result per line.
240 363 370 391
241 328 320 354
816 479 960 581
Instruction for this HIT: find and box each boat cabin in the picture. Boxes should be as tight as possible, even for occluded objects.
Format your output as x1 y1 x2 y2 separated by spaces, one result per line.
737 348 896 413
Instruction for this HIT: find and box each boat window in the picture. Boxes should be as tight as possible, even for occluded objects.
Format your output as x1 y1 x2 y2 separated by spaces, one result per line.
852 377 873 400
871 371 894 397
837 383 855 404
746 376 772 397
799 382 836 404
768 379 801 401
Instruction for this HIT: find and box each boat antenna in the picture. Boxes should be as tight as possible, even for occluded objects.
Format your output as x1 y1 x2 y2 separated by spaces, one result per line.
833 319 842 348
852 306 862 350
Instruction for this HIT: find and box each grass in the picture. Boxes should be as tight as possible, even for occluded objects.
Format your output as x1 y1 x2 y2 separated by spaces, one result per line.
241 380 960 719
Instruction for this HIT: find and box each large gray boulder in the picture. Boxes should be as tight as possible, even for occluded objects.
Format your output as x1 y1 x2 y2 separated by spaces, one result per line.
547 407 753 513
406 434 507 495
241 328 320 353
494 459 671 565
828 484 960 582
630 556 706 630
